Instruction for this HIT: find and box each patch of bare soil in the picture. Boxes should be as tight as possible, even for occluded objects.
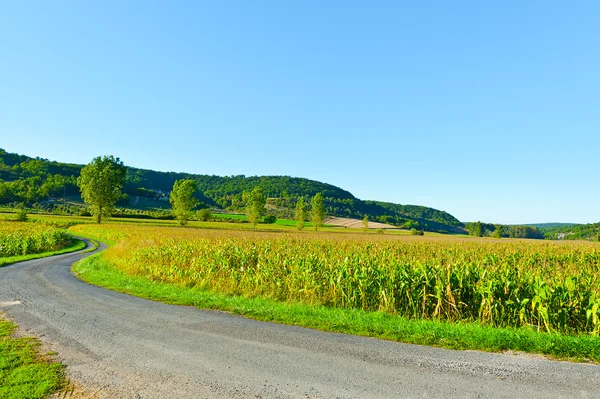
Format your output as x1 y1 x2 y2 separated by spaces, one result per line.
50 380 103 399
324 216 398 229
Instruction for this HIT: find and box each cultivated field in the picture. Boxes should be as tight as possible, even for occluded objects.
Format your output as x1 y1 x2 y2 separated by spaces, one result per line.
324 216 397 229
70 223 600 335
0 221 69 257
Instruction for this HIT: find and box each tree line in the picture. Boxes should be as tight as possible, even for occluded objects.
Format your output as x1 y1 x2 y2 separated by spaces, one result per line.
0 148 462 233
465 221 545 239
76 156 328 230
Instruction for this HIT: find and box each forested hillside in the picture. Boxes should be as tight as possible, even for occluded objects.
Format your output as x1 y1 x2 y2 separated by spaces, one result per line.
541 223 600 241
0 149 464 232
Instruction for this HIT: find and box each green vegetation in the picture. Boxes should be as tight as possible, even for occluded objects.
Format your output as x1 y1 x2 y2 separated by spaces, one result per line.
295 196 306 231
77 156 126 223
71 224 600 336
169 179 199 226
310 193 325 231
0 318 64 398
0 239 86 268
196 208 211 222
465 222 545 240
71 227 600 363
245 186 266 228
0 222 70 258
0 148 464 233
493 224 503 239
543 222 600 242
0 220 85 267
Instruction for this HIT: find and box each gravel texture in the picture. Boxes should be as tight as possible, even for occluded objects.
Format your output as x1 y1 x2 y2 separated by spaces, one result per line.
1 240 599 398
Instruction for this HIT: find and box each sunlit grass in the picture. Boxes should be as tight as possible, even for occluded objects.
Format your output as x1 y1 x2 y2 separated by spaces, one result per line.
0 318 64 399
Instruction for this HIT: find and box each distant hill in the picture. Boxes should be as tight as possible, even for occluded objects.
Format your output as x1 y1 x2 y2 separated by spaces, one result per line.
0 148 465 233
540 222 600 241
523 223 578 229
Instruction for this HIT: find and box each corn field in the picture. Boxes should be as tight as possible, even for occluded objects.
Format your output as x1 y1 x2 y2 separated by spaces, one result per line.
71 224 600 335
0 221 70 257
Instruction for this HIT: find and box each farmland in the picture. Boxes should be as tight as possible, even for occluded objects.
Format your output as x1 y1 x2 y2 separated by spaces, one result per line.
71 223 600 336
0 221 70 258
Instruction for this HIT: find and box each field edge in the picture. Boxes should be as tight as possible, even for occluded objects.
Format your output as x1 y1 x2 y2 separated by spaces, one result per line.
0 238 87 268
72 251 600 365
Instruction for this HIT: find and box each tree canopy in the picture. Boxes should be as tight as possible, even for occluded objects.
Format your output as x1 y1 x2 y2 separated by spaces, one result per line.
170 179 199 226
295 196 306 230
310 193 325 231
77 156 126 223
246 186 266 228
0 148 466 234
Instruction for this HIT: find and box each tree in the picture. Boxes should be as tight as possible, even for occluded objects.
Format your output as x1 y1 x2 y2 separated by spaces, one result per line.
310 193 325 231
246 186 266 228
493 224 504 239
362 215 369 231
77 156 126 223
295 196 307 230
467 221 483 237
170 179 199 226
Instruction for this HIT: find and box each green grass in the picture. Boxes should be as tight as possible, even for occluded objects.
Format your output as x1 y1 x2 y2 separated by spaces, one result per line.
0 238 86 268
73 251 600 364
0 318 64 399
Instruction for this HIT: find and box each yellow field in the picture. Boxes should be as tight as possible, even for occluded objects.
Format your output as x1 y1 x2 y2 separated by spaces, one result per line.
70 223 600 335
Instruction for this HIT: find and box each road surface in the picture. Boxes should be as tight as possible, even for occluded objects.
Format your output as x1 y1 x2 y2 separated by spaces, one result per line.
1 240 599 398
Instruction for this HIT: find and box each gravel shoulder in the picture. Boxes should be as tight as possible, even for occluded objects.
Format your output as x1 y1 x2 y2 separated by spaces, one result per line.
1 240 599 398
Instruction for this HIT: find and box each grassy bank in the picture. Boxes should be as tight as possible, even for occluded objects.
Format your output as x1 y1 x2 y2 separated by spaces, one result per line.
0 238 86 268
73 252 600 363
0 318 64 399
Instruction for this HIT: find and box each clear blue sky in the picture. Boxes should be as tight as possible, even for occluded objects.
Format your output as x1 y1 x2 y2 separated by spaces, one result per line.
1 1 598 224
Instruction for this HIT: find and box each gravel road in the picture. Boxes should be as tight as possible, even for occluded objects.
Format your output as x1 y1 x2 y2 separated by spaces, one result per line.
1 240 599 398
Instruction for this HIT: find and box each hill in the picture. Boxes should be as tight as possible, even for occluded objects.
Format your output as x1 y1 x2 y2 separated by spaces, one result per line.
0 148 464 233
541 222 600 241
523 223 578 229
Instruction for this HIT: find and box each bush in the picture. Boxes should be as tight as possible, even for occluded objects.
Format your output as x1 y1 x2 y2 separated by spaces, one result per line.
411 228 424 236
197 208 211 222
263 214 277 224
14 203 28 222
15 208 28 222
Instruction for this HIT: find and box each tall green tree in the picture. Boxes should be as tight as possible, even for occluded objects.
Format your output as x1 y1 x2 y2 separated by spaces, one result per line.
474 221 482 237
77 156 126 223
310 192 325 231
246 186 266 228
170 179 199 226
467 221 483 237
295 196 307 230
493 224 504 239
362 215 369 231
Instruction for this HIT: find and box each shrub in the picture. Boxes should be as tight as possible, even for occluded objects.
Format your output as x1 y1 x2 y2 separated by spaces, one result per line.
15 208 28 222
197 208 212 222
263 214 277 224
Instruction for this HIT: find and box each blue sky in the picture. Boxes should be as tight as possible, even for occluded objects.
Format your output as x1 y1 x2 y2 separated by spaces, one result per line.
1 1 598 224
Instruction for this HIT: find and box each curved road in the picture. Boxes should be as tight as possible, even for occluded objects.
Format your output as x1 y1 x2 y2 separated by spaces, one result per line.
1 241 599 398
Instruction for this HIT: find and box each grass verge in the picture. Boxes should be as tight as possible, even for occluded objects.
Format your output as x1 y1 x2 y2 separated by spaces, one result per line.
0 239 86 268
73 252 600 364
0 317 64 399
